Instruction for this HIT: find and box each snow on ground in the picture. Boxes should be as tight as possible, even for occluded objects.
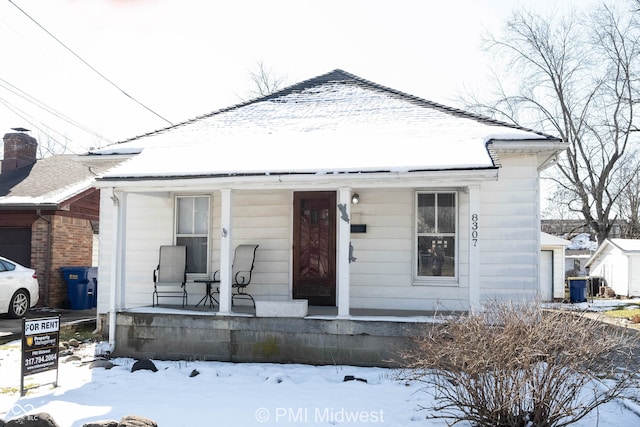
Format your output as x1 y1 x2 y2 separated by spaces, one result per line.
546 298 640 313
1 339 640 426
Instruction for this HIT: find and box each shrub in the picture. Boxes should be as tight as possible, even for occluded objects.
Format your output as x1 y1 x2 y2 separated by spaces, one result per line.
400 301 639 427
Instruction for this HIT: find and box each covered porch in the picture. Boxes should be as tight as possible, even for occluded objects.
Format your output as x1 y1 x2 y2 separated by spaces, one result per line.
99 180 485 317
95 173 488 367
98 182 474 366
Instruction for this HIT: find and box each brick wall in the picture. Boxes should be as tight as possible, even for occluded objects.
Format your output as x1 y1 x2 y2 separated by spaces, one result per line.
31 217 50 307
31 215 94 307
1 132 37 173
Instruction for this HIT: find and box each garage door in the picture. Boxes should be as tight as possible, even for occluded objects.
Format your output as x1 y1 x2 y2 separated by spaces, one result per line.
540 250 553 301
0 228 32 267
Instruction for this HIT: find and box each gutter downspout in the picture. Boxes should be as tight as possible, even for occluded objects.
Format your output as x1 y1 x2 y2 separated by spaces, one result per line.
36 210 52 306
108 189 120 353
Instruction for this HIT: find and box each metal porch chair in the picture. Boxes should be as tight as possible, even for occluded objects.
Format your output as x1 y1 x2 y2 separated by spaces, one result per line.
152 245 188 307
213 244 259 307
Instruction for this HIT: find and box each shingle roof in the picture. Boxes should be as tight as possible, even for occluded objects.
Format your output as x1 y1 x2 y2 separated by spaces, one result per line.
93 69 564 180
123 69 556 143
0 155 124 206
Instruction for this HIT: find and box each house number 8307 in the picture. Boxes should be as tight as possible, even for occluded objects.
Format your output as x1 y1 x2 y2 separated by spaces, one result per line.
471 214 479 246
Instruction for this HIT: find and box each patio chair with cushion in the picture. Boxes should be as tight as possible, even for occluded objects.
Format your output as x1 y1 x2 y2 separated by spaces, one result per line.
213 244 259 307
152 245 188 307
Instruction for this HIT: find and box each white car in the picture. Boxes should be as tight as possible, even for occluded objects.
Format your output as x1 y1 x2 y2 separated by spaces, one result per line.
0 256 39 318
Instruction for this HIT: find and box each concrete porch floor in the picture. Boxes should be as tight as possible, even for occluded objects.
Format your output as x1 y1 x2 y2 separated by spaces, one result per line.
144 303 459 320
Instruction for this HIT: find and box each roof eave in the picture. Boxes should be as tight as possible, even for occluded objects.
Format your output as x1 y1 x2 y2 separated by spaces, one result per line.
94 167 500 190
0 203 60 210
487 138 567 170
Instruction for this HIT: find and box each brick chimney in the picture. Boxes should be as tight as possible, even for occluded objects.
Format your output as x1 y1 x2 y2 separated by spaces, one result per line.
2 132 37 174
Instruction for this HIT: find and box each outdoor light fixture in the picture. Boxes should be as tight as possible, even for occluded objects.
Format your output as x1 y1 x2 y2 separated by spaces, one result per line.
351 193 360 204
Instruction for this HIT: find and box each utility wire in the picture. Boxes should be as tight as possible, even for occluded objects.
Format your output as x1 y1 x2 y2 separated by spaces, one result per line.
7 0 174 126
0 78 113 144
0 96 78 154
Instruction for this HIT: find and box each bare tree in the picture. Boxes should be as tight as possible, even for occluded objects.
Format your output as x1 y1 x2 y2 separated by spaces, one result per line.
615 149 640 237
400 301 639 427
466 3 640 244
246 60 287 98
35 131 69 158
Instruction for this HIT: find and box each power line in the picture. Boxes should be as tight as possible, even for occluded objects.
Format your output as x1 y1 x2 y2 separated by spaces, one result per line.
7 0 174 126
0 78 113 144
0 96 78 154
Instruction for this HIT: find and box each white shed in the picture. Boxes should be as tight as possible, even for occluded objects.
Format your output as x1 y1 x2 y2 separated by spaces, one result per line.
586 239 640 297
540 232 570 301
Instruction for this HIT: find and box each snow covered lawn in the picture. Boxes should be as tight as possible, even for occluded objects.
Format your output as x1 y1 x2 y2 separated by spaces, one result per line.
1 339 640 426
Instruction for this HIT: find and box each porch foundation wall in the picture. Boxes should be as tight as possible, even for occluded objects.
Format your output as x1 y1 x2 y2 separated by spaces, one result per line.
104 312 427 367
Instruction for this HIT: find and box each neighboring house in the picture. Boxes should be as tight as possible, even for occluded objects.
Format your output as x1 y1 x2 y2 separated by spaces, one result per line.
0 131 123 308
565 232 597 280
586 239 640 297
540 232 570 300
89 69 566 364
540 224 598 280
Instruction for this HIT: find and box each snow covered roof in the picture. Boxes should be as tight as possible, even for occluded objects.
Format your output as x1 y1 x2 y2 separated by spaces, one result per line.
541 232 570 247
93 69 564 180
567 233 598 251
608 239 640 252
0 155 125 207
586 238 640 268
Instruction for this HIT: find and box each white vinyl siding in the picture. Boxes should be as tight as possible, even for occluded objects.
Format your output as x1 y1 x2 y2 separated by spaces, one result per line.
97 192 174 311
349 189 470 312
478 153 540 301
210 190 291 301
96 154 543 314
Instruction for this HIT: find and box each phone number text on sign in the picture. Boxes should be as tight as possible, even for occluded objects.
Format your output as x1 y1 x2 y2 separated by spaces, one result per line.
24 351 57 370
22 317 60 375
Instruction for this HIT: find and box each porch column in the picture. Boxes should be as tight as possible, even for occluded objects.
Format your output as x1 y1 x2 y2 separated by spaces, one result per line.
468 185 481 310
108 189 127 350
336 187 352 318
218 188 233 315
110 190 127 310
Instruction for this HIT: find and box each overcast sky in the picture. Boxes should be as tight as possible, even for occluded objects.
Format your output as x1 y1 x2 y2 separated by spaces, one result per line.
0 0 612 154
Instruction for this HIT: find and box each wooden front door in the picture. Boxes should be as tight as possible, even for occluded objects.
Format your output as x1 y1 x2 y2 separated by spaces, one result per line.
293 191 336 306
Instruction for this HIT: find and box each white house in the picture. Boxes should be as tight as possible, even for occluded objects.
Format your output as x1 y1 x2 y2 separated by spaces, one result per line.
565 232 597 279
92 68 566 314
586 239 640 297
87 70 566 364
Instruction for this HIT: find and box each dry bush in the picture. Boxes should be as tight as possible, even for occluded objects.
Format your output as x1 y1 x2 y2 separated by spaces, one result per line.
400 301 639 427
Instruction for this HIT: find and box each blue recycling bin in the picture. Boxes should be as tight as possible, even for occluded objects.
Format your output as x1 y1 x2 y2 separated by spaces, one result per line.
568 277 588 303
61 266 96 310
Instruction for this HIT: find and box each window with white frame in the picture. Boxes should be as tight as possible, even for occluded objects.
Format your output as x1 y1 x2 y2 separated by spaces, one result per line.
416 192 456 278
176 195 210 274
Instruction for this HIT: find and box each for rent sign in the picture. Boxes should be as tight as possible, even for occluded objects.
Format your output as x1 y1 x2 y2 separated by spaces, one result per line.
21 316 60 395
